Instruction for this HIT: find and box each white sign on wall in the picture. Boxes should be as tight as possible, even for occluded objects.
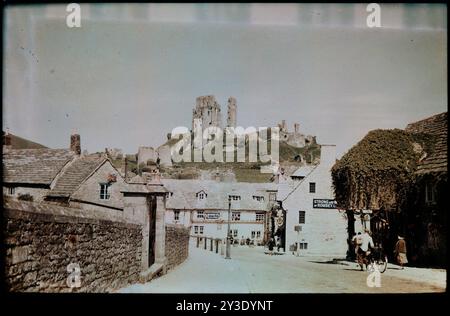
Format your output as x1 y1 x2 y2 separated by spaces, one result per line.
206 212 220 220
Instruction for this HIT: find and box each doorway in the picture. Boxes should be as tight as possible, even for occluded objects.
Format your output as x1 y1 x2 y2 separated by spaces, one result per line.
148 196 157 267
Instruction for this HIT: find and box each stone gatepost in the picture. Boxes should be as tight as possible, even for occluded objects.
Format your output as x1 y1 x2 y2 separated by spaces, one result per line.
122 174 168 283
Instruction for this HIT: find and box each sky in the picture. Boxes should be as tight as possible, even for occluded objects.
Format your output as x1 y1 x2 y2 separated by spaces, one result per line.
3 3 447 158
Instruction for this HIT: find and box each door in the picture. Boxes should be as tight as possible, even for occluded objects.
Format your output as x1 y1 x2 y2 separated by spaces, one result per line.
148 196 157 267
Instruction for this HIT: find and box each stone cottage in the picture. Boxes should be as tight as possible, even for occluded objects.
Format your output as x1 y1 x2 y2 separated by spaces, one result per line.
3 134 126 215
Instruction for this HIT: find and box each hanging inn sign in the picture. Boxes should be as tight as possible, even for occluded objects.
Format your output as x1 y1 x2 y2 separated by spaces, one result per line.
313 199 337 209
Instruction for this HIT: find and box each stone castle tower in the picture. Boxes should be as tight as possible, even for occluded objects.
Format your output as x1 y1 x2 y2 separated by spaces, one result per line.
192 95 222 130
227 97 237 128
192 95 238 131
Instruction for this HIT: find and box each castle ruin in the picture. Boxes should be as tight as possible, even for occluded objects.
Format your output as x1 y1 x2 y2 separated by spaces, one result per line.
191 95 237 131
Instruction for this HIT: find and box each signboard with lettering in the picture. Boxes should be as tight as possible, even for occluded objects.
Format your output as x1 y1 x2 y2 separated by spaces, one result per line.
313 199 337 209
205 212 220 220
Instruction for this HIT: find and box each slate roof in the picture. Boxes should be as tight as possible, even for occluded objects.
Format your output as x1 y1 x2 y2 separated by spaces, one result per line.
291 165 316 178
47 154 107 197
161 179 277 211
405 112 447 175
3 149 75 185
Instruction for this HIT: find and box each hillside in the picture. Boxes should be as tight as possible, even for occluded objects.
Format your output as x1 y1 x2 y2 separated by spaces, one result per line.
3 131 47 149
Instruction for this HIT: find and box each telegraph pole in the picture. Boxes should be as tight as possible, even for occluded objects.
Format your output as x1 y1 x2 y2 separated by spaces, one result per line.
225 196 231 259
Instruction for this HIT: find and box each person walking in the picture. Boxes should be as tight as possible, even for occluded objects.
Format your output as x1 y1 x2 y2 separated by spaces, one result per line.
352 232 363 256
394 235 408 269
268 238 275 255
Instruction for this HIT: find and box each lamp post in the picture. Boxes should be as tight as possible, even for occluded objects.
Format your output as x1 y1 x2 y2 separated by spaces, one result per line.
225 196 232 259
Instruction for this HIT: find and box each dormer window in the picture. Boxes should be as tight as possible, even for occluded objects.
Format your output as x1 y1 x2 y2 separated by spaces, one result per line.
252 195 265 202
196 190 207 200
230 195 241 201
269 193 276 201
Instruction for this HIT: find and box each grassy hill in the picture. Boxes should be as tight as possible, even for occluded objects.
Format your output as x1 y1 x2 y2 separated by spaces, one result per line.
3 132 47 149
159 131 321 182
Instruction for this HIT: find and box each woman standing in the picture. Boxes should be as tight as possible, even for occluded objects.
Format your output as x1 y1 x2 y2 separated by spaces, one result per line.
394 236 408 269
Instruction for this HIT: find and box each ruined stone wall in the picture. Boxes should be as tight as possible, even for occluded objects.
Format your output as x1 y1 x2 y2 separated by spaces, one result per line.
165 224 190 271
3 199 142 292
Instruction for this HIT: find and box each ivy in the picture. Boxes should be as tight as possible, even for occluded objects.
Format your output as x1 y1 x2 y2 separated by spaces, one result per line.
332 129 436 211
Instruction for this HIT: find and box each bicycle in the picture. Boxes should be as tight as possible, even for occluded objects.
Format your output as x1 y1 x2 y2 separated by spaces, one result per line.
357 246 388 273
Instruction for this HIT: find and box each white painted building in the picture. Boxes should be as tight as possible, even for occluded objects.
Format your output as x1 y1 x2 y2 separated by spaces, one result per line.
277 145 348 257
162 179 277 245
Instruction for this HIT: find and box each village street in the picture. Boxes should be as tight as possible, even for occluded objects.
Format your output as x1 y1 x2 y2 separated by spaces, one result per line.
119 241 446 293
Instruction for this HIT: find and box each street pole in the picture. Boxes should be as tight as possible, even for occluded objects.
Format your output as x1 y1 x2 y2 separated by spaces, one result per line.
225 196 231 259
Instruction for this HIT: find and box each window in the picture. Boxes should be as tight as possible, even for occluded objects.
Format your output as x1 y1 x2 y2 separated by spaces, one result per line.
166 192 173 199
269 193 276 201
309 182 316 193
194 226 199 234
197 192 207 200
253 195 265 202
174 211 180 221
256 231 261 239
230 195 241 201
7 187 15 195
99 183 111 200
233 229 238 237
425 182 436 204
197 211 204 219
199 226 204 235
299 242 308 250
299 211 306 224
256 212 265 222
251 231 256 238
232 212 241 221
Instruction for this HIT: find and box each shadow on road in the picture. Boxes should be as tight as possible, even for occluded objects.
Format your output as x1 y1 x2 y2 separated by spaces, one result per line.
308 259 349 266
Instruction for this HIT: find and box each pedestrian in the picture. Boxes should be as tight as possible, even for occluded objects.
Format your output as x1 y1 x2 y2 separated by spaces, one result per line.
352 232 363 256
276 236 282 252
394 235 408 269
268 238 275 255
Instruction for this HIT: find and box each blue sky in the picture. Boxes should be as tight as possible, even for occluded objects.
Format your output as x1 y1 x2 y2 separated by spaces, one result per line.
3 3 447 157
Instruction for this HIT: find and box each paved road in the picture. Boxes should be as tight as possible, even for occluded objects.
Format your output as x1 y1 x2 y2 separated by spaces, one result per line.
119 244 446 293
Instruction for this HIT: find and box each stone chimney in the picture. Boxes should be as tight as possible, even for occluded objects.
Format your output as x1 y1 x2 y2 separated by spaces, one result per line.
320 144 337 167
281 120 287 132
3 129 12 150
124 156 128 181
70 133 81 155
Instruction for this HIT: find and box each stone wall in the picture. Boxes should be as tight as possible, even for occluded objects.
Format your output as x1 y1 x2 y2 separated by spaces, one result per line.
165 224 190 271
2 186 50 203
3 199 142 292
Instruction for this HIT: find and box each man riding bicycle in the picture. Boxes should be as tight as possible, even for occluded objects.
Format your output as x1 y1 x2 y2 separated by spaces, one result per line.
357 229 375 270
